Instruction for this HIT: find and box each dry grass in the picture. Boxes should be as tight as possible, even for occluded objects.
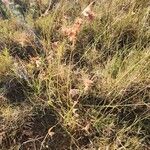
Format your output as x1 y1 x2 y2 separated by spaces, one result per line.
0 0 150 149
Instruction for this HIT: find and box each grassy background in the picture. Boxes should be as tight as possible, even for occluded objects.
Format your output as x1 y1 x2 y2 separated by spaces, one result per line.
0 0 150 149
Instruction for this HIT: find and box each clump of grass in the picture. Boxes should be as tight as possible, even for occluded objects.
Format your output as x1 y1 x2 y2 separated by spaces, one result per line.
0 0 150 149
0 49 13 81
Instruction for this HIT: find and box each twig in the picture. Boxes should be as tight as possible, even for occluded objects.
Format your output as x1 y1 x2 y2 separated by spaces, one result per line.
20 136 44 147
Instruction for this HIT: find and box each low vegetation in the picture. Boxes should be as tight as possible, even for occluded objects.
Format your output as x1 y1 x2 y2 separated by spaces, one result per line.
0 0 150 149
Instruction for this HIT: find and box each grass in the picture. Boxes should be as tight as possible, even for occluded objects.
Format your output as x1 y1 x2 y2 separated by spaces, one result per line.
0 0 150 149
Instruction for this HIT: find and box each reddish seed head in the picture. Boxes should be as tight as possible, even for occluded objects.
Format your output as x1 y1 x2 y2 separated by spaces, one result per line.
2 0 9 5
82 1 96 21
